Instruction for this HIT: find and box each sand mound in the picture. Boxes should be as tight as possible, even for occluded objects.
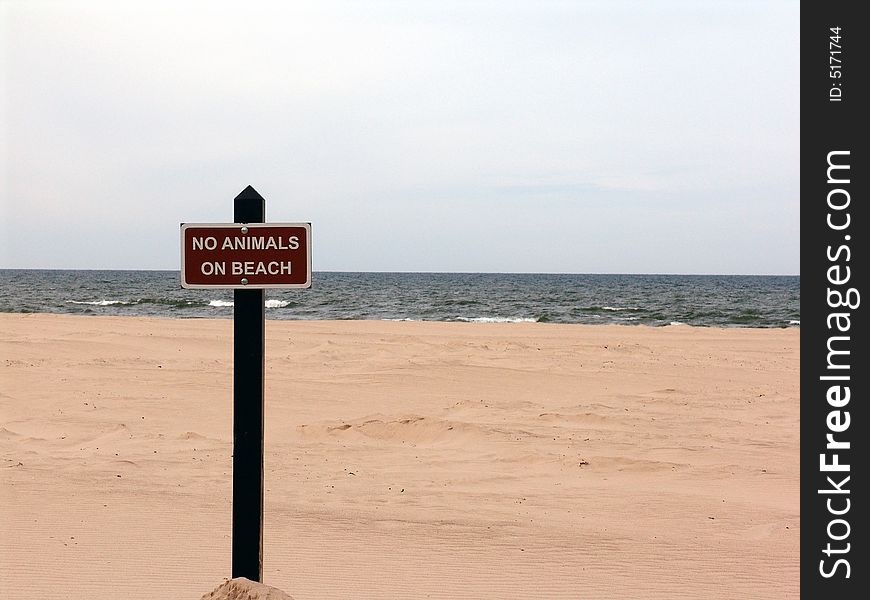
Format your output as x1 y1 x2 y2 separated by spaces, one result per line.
200 578 295 600
300 414 510 445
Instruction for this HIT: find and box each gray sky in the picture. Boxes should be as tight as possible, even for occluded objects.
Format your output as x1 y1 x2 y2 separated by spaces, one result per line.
1 0 799 274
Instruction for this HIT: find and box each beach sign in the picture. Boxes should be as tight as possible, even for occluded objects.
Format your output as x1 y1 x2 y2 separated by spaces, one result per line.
181 223 311 289
180 185 309 583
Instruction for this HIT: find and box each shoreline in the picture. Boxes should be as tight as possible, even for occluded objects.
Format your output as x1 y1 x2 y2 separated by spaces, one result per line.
1 311 800 330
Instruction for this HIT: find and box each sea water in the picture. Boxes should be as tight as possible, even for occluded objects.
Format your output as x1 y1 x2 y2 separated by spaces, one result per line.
0 270 799 327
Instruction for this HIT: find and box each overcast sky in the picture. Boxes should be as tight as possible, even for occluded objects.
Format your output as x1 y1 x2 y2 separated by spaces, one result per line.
1 0 798 274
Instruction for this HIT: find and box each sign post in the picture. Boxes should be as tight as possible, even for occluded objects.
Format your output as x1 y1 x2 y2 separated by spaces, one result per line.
180 185 311 582
232 185 266 582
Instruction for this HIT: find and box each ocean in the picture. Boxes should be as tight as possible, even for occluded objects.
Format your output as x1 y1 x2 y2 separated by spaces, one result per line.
0 270 799 327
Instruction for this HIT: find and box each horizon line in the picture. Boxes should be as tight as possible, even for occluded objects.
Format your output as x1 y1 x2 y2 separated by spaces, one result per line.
0 267 801 277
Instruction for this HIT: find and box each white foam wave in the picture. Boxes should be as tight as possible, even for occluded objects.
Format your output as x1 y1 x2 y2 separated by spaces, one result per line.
66 299 131 306
789 320 800 325
265 300 290 308
602 306 639 311
668 321 685 326
456 317 537 323
208 299 290 309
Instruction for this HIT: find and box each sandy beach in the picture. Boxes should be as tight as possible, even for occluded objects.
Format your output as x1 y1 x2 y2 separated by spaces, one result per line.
0 314 799 599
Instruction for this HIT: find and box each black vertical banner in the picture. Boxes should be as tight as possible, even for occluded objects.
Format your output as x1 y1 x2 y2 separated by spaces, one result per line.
801 4 867 598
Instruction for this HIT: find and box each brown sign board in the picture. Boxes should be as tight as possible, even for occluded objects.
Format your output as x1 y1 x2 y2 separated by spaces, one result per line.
180 223 311 289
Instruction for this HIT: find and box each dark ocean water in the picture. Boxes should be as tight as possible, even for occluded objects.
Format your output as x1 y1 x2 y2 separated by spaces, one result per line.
0 270 799 327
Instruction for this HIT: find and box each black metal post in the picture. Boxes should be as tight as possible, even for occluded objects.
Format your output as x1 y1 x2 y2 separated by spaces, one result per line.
232 185 266 581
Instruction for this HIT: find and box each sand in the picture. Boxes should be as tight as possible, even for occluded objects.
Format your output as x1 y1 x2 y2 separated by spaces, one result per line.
0 314 799 599
201 577 294 600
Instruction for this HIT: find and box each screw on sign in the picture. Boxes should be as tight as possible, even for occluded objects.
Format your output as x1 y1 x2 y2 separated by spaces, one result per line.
179 185 311 582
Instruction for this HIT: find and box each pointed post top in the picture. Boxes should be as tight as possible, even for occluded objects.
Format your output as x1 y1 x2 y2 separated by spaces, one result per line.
235 185 265 202
234 185 265 223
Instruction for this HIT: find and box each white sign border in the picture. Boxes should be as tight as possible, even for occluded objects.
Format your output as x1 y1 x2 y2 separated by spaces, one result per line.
180 222 312 290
